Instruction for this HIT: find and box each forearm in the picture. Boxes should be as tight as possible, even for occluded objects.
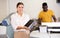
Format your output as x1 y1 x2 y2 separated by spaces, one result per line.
23 26 30 30
54 18 57 22
52 15 57 22
38 18 41 24
16 26 30 30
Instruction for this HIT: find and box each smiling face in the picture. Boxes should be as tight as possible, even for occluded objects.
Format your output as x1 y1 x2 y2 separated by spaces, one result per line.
17 4 24 13
42 2 48 12
16 2 24 15
42 5 48 12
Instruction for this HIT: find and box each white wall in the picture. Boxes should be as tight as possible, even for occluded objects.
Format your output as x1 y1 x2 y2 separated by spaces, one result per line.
7 0 20 14
0 0 7 22
8 0 60 19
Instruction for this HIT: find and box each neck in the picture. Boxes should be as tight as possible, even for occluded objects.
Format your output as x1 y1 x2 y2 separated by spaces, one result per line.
17 11 23 16
43 9 48 12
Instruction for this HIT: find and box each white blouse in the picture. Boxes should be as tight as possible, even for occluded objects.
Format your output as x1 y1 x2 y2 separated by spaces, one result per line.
11 12 30 31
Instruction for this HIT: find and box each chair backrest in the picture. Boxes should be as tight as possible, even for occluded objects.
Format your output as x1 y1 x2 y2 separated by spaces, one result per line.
2 13 15 26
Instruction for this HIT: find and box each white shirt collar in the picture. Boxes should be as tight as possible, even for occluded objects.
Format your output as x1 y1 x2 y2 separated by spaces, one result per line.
16 12 24 17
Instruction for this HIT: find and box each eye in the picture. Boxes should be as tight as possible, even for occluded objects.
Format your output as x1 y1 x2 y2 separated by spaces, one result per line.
19 7 21 8
22 7 24 8
18 7 23 8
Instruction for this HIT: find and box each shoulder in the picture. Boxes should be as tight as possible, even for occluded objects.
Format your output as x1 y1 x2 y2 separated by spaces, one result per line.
38 10 43 15
40 11 44 15
23 13 30 21
48 9 53 12
23 13 30 17
11 12 17 18
39 10 43 13
48 9 54 15
48 9 54 14
23 13 30 20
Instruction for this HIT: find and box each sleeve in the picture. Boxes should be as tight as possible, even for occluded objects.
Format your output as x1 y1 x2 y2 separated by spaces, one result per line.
11 15 17 30
50 10 54 16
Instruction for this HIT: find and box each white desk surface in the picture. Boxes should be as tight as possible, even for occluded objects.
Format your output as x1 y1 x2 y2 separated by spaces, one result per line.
0 26 6 35
42 22 60 27
30 30 60 38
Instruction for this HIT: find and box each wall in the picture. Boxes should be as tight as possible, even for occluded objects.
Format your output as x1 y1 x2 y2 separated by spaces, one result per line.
7 0 20 14
0 0 7 22
8 0 60 19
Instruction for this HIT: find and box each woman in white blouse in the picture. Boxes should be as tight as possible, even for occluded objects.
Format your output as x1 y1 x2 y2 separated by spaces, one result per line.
11 2 30 34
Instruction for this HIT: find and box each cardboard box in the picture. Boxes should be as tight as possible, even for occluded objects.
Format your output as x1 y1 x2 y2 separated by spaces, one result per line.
14 31 30 38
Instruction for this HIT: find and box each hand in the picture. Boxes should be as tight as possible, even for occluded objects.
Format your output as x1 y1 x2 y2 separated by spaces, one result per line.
23 26 30 30
16 26 22 30
16 26 30 30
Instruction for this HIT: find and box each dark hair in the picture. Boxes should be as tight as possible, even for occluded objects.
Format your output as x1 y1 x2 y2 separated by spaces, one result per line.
16 2 24 8
42 2 47 6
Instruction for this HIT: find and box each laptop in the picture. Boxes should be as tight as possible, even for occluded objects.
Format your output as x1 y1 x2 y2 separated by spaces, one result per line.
25 20 34 27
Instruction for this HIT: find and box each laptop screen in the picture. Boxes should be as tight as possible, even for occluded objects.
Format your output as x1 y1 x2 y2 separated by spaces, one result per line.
25 20 34 27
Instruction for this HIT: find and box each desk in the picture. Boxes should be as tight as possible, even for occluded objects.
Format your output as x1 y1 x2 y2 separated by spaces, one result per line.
0 26 6 34
42 22 60 33
0 26 7 38
30 30 60 38
30 23 60 38
42 22 60 27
